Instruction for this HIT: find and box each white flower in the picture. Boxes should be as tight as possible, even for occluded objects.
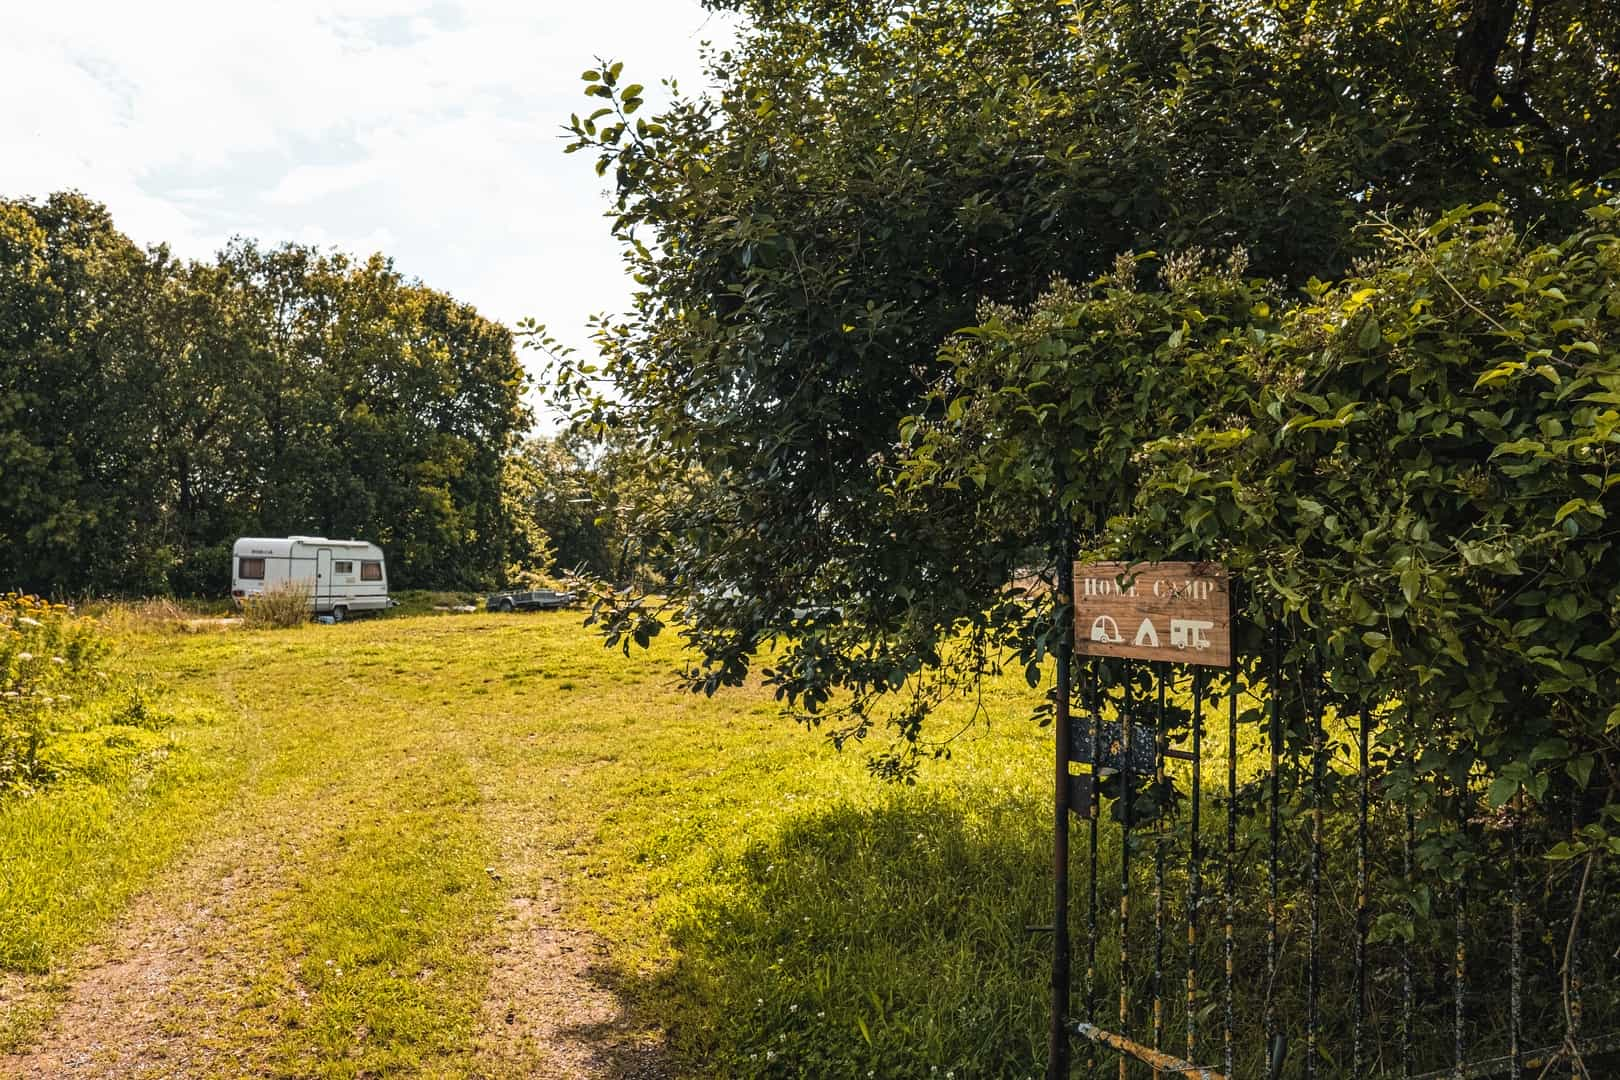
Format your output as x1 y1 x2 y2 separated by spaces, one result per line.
790 1004 797 1013
16 652 32 662
50 656 65 665
17 617 40 627
766 1051 776 1061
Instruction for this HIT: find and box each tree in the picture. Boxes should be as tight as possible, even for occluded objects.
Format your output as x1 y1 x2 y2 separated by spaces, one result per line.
555 0 1617 769
0 194 533 596
503 437 612 577
0 193 161 592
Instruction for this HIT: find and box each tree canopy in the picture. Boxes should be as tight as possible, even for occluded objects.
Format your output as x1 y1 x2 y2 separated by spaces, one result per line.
1 192 534 595
555 0 1618 772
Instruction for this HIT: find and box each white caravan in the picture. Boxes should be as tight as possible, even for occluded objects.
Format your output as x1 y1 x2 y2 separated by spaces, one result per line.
231 537 389 620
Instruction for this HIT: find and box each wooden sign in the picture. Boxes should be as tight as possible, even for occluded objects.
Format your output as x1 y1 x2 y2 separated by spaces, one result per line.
1072 561 1232 667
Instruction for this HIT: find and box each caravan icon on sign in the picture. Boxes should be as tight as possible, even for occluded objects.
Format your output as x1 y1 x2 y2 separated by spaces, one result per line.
1072 562 1231 667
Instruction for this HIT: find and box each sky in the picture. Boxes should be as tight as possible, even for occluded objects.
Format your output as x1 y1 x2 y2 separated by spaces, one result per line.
0 0 737 424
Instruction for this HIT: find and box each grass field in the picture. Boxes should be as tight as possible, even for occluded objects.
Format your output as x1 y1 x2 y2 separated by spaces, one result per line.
0 611 1061 1078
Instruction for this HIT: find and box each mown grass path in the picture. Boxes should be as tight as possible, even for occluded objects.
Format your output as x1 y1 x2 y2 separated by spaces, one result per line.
0 613 1053 1078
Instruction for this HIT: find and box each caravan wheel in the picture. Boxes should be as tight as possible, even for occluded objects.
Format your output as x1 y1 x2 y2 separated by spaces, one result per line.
332 605 348 622
498 598 515 613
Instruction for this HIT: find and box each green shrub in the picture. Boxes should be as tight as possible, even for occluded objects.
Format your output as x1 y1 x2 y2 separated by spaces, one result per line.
170 542 232 598
906 196 1620 867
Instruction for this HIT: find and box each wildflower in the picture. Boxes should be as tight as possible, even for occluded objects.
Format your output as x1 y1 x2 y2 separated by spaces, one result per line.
766 1050 776 1061
790 1004 797 1013
17 617 40 627
16 652 32 662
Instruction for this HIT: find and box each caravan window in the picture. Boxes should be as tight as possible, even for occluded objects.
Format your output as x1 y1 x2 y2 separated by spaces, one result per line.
239 557 266 580
361 561 383 581
334 561 354 575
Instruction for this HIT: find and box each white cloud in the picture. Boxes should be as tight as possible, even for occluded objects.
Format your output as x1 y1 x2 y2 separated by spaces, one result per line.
0 0 738 426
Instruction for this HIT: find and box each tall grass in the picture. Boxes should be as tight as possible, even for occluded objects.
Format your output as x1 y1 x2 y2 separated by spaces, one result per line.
89 597 239 635
241 581 312 629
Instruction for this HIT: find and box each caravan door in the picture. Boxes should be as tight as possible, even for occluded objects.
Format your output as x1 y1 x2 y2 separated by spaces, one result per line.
316 547 333 612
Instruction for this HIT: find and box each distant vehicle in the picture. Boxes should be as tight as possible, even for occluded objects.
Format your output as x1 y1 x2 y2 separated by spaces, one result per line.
484 588 576 613
231 536 389 621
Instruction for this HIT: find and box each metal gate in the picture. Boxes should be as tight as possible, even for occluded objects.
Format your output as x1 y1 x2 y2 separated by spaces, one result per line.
1045 562 1617 1079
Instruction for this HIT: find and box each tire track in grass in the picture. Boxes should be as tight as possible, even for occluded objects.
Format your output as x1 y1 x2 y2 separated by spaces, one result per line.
240 750 500 1080
468 758 671 1080
5 616 696 1076
0 807 329 1079
2 627 499 1078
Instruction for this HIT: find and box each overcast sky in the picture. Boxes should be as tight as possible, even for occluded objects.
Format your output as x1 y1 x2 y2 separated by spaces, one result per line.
1 1 736 425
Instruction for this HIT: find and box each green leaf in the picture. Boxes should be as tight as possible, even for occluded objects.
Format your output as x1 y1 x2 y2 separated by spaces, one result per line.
1356 313 1382 351
1487 773 1520 808
1400 568 1421 605
1475 362 1525 390
1553 498 1589 524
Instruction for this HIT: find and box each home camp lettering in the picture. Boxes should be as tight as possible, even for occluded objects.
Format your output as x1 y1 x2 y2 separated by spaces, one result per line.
1072 561 1231 667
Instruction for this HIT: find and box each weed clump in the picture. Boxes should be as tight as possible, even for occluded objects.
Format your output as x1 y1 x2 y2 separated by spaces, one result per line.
0 595 107 791
241 581 312 630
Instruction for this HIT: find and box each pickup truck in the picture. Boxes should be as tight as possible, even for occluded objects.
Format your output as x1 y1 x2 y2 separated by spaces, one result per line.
485 589 577 613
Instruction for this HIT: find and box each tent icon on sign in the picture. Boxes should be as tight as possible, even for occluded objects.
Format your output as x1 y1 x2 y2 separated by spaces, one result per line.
1090 616 1123 644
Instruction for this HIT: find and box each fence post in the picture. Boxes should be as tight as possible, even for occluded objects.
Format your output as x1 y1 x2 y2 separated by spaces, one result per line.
1047 511 1076 1080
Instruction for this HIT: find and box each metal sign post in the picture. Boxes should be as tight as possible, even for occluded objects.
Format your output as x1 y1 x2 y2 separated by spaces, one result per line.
1047 524 1076 1080
1051 560 1231 1080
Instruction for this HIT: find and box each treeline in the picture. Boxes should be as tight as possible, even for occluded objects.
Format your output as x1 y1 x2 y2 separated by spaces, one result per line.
0 192 641 596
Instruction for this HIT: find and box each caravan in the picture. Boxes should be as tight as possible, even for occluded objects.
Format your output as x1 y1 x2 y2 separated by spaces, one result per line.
231 537 389 620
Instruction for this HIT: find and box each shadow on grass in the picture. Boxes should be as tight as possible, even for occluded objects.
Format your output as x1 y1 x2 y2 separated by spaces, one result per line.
553 972 676 1080
597 785 1054 1079
580 777 1620 1080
